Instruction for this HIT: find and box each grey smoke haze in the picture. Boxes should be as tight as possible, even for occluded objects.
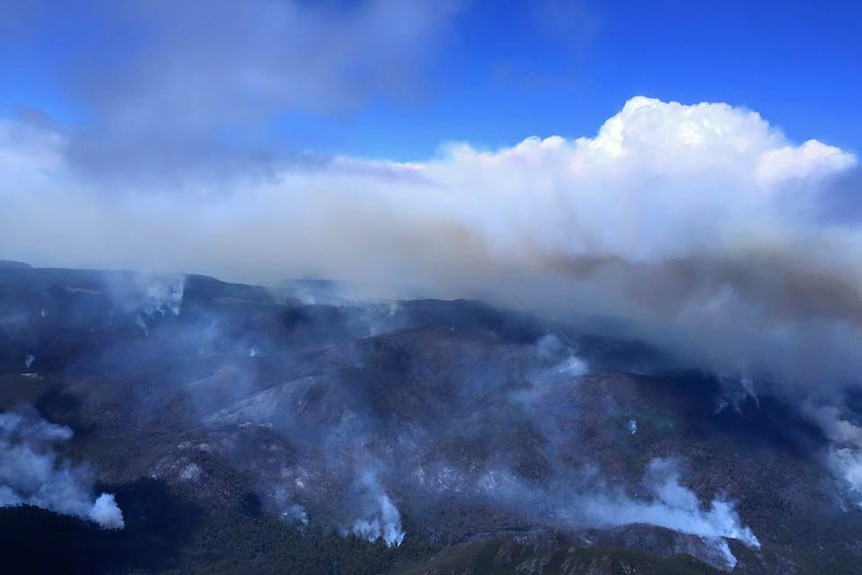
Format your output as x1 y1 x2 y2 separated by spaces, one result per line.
0 406 124 529
162 313 757 561
2 96 861 403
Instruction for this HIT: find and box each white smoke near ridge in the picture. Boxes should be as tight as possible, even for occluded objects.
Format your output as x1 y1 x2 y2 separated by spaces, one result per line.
0 407 125 529
1 96 861 395
136 274 185 318
104 273 186 318
459 458 758 570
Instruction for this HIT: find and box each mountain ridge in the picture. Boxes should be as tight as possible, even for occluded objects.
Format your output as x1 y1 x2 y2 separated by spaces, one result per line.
1 265 860 574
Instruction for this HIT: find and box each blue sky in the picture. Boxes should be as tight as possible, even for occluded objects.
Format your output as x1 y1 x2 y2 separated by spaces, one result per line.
1 0 860 162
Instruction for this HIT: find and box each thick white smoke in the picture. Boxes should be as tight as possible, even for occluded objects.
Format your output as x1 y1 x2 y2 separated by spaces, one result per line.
89 493 125 529
0 407 125 529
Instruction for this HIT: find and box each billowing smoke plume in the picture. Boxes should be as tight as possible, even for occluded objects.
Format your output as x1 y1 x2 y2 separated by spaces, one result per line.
0 406 125 529
578 458 758 548
421 456 756 569
578 458 758 570
2 96 860 398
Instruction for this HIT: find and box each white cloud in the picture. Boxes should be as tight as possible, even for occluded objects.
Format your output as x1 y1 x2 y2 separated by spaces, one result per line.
430 96 854 263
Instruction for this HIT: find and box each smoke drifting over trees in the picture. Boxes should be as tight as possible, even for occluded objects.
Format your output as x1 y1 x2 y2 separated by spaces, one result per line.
0 406 124 529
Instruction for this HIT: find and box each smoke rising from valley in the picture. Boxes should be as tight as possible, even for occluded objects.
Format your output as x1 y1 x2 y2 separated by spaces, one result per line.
0 406 124 529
